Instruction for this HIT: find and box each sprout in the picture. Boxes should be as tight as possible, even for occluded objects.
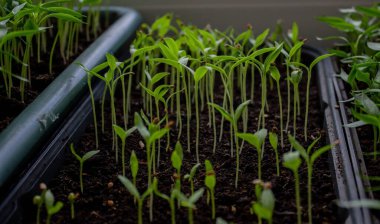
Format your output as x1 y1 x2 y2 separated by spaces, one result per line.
118 175 154 224
153 178 177 224
171 141 184 192
113 124 137 176
251 180 275 224
70 143 100 193
184 163 201 195
68 192 78 219
283 151 302 224
175 188 205 224
130 150 139 186
44 190 64 224
269 132 280 176
204 160 216 220
237 129 267 180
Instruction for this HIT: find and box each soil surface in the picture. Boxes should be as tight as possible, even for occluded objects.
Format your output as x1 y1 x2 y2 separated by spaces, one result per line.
24 54 338 223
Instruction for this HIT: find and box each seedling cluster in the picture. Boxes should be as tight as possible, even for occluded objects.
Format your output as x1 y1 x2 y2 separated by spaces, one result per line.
37 12 336 223
0 0 102 102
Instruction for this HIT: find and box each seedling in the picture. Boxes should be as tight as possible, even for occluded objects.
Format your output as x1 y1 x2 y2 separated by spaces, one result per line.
68 192 78 219
184 163 201 195
130 150 139 186
113 124 137 176
237 129 268 180
251 180 275 224
204 160 216 220
32 183 47 224
269 66 284 148
70 143 100 193
289 69 303 136
283 151 302 224
153 178 177 224
44 189 64 224
288 134 335 224
171 141 184 191
175 188 205 224
269 132 280 176
208 100 251 188
118 175 154 224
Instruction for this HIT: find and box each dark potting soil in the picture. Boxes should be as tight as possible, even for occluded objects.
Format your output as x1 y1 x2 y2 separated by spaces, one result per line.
24 55 338 224
0 25 105 133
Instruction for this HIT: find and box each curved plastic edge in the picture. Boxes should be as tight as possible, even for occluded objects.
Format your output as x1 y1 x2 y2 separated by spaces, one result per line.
0 7 142 187
303 46 373 224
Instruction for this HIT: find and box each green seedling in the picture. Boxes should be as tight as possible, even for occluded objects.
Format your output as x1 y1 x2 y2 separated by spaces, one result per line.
118 175 154 224
70 143 100 193
153 178 177 224
184 163 201 195
171 141 184 191
289 69 303 136
130 150 139 186
204 160 216 220
208 100 251 188
288 134 335 224
113 124 137 176
193 66 209 163
283 151 302 224
290 53 334 140
269 132 280 176
175 188 205 224
32 183 48 224
68 192 78 220
269 66 284 148
251 180 275 224
134 112 169 221
237 129 267 180
44 189 64 224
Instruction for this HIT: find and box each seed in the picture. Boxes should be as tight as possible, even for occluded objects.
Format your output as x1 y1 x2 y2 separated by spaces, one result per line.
39 183 47 190
107 182 114 188
106 200 114 207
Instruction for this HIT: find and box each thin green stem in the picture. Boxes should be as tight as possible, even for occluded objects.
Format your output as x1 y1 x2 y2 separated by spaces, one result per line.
295 171 301 224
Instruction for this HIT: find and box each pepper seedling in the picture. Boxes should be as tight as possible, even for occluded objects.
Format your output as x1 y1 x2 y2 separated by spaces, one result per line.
171 141 183 191
204 159 216 220
44 189 64 224
175 188 205 224
269 132 280 176
184 163 201 195
68 192 78 220
113 124 137 176
208 100 251 188
288 134 335 224
251 180 275 224
32 183 47 224
283 151 302 224
70 143 100 193
118 175 154 224
153 178 177 224
237 129 268 180
130 150 139 186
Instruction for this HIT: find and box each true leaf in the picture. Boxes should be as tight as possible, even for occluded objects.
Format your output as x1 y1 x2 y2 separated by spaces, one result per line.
118 175 140 198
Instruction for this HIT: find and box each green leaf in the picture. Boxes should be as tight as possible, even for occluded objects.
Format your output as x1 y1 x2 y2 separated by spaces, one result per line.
253 203 272 220
237 129 267 151
159 41 177 61
118 175 140 198
355 94 380 115
283 151 302 172
288 135 307 160
356 6 380 17
151 72 169 85
261 189 275 211
253 29 270 48
134 112 150 141
208 103 233 123
288 41 304 60
194 66 208 82
311 145 332 164
351 110 380 128
70 144 82 162
234 100 251 121
317 16 356 31
164 37 179 57
113 125 127 140
291 22 299 43
175 141 184 160
205 160 216 190
264 43 283 73
43 6 82 19
368 42 380 51
48 201 63 215
189 188 205 204
188 163 200 180
171 150 182 171
148 128 169 146
45 190 55 208
152 58 181 71
336 199 380 210
269 66 281 82
269 132 278 151
310 53 334 71
82 150 100 162
130 151 139 178
41 13 82 24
